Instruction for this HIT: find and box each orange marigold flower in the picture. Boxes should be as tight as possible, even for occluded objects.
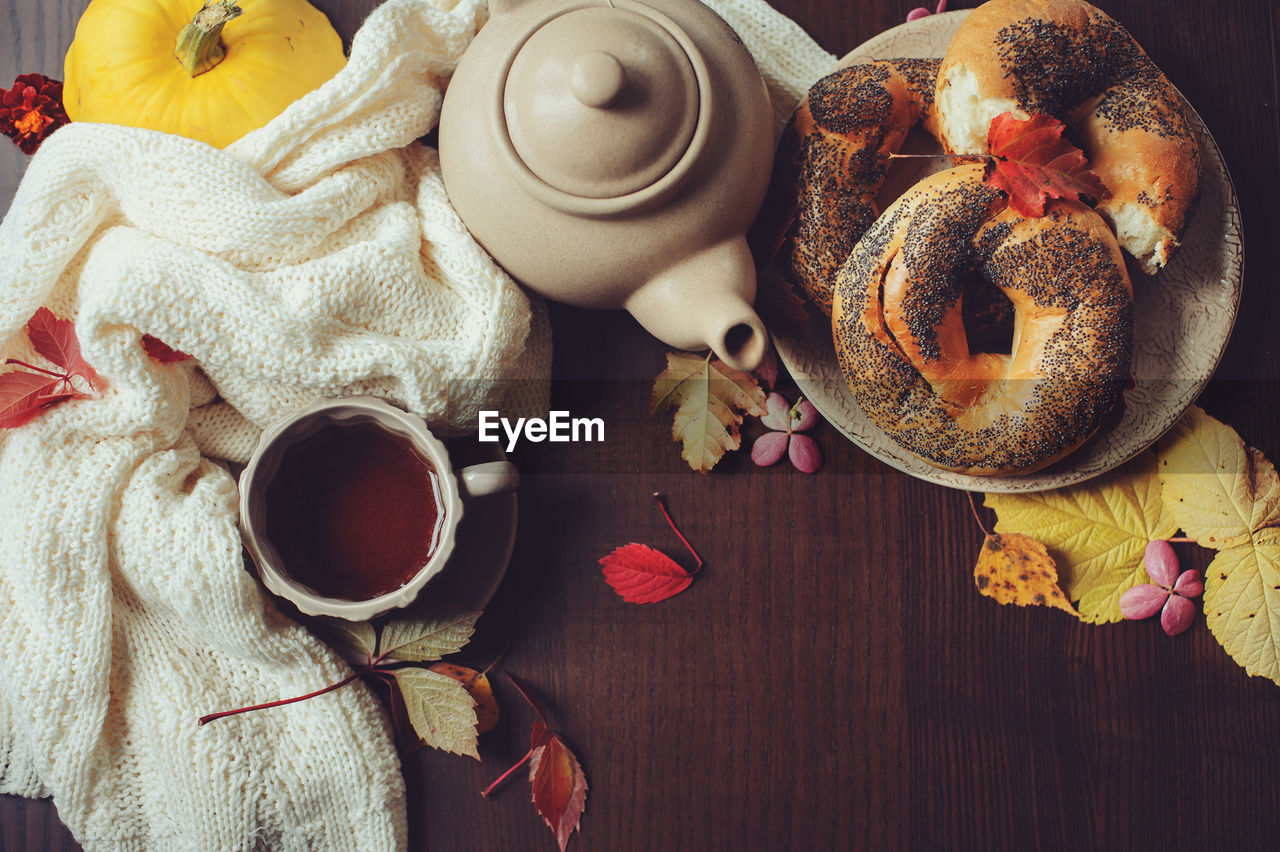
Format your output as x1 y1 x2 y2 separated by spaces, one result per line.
1 73 70 155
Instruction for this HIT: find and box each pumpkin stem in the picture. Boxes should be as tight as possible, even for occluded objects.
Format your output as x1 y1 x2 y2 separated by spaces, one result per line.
174 1 244 77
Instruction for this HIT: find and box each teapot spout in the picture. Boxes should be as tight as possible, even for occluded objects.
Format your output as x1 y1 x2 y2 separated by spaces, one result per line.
626 238 767 372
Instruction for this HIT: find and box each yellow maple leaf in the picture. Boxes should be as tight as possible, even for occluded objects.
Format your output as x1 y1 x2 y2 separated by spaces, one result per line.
1202 527 1280 684
1157 405 1280 550
985 452 1177 623
651 352 767 473
973 533 1078 615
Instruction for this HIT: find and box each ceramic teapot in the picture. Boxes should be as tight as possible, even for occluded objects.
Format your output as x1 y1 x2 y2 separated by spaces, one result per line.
438 0 775 371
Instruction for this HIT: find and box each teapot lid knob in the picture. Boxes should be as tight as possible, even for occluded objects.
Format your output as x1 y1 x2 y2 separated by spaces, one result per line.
502 6 701 200
571 51 626 109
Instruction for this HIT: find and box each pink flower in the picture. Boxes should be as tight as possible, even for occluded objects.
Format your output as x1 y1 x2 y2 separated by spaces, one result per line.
907 1 947 22
1119 540 1204 636
751 392 822 474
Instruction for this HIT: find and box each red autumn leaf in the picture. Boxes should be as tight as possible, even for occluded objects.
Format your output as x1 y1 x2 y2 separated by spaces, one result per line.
0 308 99 430
599 543 694 604
26 306 98 388
529 726 588 852
0 371 77 429
141 334 192 364
481 673 589 849
984 112 1108 217
598 494 703 604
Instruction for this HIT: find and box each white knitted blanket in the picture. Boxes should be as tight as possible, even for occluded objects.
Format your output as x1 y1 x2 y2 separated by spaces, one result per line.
0 0 832 848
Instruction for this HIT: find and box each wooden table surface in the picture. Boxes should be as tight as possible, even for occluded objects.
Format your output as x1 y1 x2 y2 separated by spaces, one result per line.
3 0 1279 849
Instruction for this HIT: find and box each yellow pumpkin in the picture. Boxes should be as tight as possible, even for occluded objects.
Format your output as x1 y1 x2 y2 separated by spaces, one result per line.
64 0 346 149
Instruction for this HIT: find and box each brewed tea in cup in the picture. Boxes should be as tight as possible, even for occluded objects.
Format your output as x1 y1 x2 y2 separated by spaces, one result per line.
239 397 518 620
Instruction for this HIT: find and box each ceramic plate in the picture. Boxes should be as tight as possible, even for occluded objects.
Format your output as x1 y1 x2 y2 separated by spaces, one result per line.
771 10 1243 493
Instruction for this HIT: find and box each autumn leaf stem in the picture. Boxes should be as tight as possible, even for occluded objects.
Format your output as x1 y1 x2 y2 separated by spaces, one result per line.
3 358 67 380
1167 536 1197 544
473 642 510 685
653 492 703 572
198 667 369 725
481 747 534 798
967 491 991 537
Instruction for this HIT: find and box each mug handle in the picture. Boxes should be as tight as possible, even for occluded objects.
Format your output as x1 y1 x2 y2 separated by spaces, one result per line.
458 461 519 500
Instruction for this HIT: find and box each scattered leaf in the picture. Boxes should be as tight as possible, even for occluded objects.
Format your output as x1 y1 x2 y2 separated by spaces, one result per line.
973 532 1078 615
141 334 192 364
26 307 98 387
1202 528 1280 684
203 613 487 756
313 616 378 667
599 493 703 604
985 452 1177 622
430 662 499 734
0 371 77 429
529 726 589 852
383 673 422 754
651 352 767 473
1157 405 1280 549
0 308 99 429
393 667 480 759
984 112 1108 217
482 672 588 852
599 543 693 604
379 611 479 663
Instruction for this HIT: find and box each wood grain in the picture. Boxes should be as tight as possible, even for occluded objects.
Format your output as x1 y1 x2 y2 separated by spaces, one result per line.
3 0 1280 850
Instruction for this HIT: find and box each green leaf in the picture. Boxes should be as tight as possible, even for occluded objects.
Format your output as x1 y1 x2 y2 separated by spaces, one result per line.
1203 529 1280 685
379 611 479 663
393 667 479 759
1157 405 1280 549
312 617 378 667
985 452 1177 623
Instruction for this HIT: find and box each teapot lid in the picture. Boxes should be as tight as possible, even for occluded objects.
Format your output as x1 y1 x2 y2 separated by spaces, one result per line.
503 6 700 199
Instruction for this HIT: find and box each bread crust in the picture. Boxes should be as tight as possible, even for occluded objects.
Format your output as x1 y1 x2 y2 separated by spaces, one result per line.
831 165 1133 476
936 0 1201 273
773 58 941 315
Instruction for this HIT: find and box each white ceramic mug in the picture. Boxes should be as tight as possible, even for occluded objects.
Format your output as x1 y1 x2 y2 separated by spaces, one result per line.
239 396 518 621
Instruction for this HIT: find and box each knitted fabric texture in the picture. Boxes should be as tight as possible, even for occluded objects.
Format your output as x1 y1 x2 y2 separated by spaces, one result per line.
0 0 832 849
